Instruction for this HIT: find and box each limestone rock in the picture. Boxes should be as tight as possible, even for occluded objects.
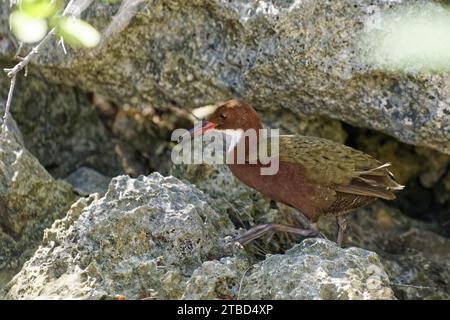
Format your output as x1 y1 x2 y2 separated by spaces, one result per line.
3 171 402 300
261 110 348 144
1 0 449 154
0 60 122 178
183 239 395 300
239 239 395 300
320 203 450 300
4 173 236 299
0 132 75 289
66 167 111 196
183 257 251 300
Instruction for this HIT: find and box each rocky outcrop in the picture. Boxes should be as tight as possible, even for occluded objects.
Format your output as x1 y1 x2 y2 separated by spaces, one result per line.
0 131 76 289
184 239 395 300
66 167 111 196
238 239 395 300
1 0 449 154
0 60 123 178
4 174 236 299
4 173 395 300
0 0 448 300
0 61 182 178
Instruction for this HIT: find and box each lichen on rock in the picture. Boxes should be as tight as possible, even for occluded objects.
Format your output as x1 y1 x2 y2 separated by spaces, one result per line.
0 132 76 289
3 171 402 300
4 173 236 299
1 0 449 154
239 239 395 300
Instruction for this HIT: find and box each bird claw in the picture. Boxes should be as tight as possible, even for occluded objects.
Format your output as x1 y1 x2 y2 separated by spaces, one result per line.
232 223 318 246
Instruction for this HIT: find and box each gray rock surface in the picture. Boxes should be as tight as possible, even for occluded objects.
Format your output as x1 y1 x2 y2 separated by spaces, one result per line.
4 173 236 299
0 132 75 289
0 107 23 146
1 0 449 154
239 239 395 300
183 239 395 300
0 60 179 179
0 60 123 178
183 257 251 300
328 204 450 300
66 167 111 196
3 172 396 300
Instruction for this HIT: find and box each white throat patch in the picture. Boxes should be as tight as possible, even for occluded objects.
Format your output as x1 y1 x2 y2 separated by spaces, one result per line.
216 129 244 154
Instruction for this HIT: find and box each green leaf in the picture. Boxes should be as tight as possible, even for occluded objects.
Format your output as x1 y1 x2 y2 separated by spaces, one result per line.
21 0 62 18
56 17 100 48
10 10 48 43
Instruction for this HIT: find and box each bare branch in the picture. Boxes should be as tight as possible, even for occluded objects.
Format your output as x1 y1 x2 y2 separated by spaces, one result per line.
63 0 77 15
58 38 68 55
5 28 56 78
1 74 17 134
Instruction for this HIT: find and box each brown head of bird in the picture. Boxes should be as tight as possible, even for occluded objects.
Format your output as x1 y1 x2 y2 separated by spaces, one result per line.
207 99 263 132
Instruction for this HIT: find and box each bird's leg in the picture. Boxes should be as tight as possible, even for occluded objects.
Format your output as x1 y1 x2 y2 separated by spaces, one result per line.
336 216 347 247
233 223 317 245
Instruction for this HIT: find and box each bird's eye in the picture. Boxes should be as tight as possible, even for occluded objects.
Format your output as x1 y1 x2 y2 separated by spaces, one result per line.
220 113 227 119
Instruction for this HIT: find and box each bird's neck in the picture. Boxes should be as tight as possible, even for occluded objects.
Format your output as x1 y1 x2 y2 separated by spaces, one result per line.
225 124 265 162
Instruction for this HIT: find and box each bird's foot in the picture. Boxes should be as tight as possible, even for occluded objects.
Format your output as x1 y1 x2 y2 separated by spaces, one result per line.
233 223 318 246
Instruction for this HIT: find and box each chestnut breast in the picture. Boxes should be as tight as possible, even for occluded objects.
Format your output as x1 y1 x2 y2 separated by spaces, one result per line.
228 160 332 222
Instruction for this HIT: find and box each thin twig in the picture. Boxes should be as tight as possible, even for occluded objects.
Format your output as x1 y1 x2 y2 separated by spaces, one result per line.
2 74 17 133
58 37 68 55
4 28 56 78
62 0 76 15
237 266 251 300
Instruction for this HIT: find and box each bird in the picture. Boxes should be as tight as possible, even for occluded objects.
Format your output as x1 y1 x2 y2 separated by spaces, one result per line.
187 99 404 246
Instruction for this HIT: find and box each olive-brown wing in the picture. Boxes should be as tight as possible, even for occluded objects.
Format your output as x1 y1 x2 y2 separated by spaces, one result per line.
276 135 403 200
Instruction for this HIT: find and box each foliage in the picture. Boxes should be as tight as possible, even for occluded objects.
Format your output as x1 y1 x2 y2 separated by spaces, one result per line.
9 0 101 48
